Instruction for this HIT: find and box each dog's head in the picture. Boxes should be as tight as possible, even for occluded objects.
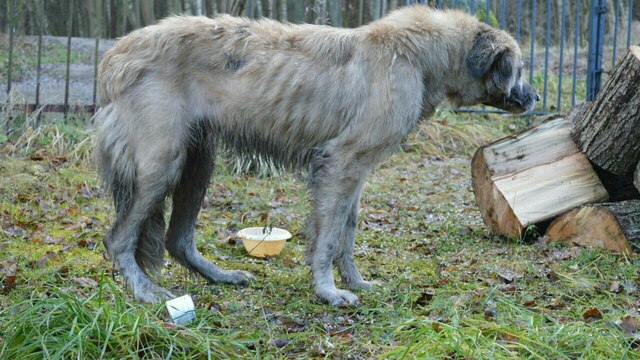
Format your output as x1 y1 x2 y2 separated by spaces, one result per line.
462 25 539 113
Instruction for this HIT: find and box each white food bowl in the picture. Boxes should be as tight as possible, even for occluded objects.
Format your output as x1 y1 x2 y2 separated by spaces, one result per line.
237 227 292 257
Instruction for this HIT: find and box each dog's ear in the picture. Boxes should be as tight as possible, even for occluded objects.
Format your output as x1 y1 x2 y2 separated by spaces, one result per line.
467 29 517 92
466 30 501 78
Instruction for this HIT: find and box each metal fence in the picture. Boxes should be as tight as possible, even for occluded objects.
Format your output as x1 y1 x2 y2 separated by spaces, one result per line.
1 0 637 120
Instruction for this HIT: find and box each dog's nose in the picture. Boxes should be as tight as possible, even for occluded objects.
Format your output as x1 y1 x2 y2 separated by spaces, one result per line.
535 93 541 102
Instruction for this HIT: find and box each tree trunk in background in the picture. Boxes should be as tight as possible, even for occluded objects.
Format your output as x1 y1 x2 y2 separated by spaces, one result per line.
279 0 287 21
546 200 640 255
571 47 640 176
329 0 342 26
141 1 155 23
269 0 275 18
369 0 380 20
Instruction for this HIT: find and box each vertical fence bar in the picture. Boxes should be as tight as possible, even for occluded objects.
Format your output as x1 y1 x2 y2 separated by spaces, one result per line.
121 0 127 35
6 0 16 99
454 0 459 8
437 0 443 9
248 0 255 18
557 0 567 112
571 0 582 107
358 0 363 26
35 0 45 126
484 0 491 24
529 0 536 86
470 0 476 14
516 0 522 43
500 0 505 29
542 0 551 110
587 0 606 101
485 0 490 23
64 0 74 118
93 0 102 111
628 0 634 48
613 0 620 67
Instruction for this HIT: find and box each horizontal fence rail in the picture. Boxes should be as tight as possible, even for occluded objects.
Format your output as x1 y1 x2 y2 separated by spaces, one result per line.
1 0 637 121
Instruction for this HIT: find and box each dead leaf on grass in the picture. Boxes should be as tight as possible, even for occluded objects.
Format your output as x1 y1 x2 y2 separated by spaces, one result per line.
74 277 98 288
268 339 290 348
33 251 57 269
583 308 603 321
619 316 639 334
415 288 436 307
1 262 18 292
77 239 97 250
4 225 27 238
43 236 63 245
58 266 70 277
431 322 442 333
609 281 621 293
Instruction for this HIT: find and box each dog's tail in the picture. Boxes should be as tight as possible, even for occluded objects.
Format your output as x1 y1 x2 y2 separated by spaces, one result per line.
93 104 165 275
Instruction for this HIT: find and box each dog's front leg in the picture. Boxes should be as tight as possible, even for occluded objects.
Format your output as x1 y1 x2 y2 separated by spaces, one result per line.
307 150 372 306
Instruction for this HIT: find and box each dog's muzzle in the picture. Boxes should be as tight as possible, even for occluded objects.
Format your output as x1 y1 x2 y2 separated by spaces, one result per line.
484 82 540 114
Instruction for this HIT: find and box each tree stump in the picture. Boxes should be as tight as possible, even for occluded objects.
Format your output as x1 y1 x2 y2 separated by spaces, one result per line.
472 117 609 237
571 46 640 176
546 200 640 255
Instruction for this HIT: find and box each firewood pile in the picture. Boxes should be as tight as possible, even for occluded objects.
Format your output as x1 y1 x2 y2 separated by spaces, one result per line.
472 46 640 255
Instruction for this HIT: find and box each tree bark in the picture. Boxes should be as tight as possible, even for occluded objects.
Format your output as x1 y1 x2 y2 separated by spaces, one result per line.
546 200 640 255
472 117 608 238
571 46 640 176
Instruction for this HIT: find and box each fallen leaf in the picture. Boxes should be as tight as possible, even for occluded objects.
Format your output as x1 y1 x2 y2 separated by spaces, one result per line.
583 308 603 321
74 277 98 288
35 252 57 268
547 271 560 282
78 239 97 250
58 266 70 277
81 186 93 199
431 322 442 333
43 236 63 245
609 281 621 293
484 307 498 319
619 316 639 334
268 339 290 348
163 322 177 329
415 288 436 307
2 275 17 293
4 225 27 238
497 269 522 284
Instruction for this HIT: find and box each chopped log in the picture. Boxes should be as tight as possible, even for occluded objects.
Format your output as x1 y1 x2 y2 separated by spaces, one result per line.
571 46 640 176
545 200 640 255
472 117 609 237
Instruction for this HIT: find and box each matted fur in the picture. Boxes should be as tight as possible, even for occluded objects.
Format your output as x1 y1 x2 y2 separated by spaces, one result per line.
94 5 538 305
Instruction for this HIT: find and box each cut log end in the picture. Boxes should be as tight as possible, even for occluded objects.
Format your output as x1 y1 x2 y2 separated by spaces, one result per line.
471 148 521 237
546 201 640 256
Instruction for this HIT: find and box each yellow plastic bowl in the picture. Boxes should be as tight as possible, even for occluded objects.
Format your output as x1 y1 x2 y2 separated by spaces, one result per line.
237 227 292 258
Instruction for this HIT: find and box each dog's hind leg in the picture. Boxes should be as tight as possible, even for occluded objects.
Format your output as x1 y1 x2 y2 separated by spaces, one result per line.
98 103 190 303
166 126 254 285
103 160 181 303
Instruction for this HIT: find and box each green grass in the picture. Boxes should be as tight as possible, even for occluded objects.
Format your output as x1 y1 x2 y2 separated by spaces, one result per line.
2 115 639 359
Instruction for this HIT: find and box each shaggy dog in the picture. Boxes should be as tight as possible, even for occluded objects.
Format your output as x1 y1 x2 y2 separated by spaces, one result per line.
94 5 539 305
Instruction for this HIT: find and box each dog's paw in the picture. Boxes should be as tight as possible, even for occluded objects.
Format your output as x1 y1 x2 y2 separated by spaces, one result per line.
345 279 383 290
223 270 256 286
316 287 360 306
134 286 176 304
